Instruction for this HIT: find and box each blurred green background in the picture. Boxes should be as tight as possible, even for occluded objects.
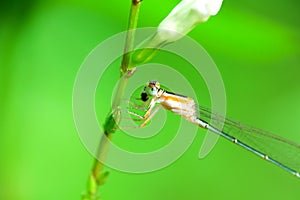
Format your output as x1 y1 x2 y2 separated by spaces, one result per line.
1 0 300 199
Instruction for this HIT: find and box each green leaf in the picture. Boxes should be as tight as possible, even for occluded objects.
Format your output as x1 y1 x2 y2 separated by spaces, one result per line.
97 171 110 186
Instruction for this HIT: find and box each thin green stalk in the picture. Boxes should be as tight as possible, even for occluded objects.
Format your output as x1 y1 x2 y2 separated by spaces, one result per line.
121 0 142 75
82 1 142 199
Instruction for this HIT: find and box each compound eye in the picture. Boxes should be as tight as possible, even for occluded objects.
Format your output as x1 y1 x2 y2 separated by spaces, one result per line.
141 92 149 102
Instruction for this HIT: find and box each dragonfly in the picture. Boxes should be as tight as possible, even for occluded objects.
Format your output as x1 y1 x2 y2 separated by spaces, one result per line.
126 80 300 178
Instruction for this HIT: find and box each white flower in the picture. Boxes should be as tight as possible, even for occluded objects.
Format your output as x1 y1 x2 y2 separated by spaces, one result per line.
132 0 223 65
157 0 223 44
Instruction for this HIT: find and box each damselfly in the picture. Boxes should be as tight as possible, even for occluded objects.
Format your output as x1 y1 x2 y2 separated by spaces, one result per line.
127 80 300 178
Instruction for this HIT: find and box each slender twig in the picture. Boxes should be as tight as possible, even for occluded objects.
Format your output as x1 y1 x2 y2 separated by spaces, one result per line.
82 1 142 199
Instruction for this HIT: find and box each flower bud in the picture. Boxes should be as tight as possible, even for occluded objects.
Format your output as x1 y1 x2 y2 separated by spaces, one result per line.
158 0 223 43
131 0 223 66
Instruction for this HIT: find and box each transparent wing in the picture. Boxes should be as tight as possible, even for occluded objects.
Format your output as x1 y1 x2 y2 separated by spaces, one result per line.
198 105 300 173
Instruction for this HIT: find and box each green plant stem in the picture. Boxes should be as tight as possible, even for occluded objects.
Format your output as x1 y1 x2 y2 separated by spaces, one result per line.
121 0 142 75
82 1 142 199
